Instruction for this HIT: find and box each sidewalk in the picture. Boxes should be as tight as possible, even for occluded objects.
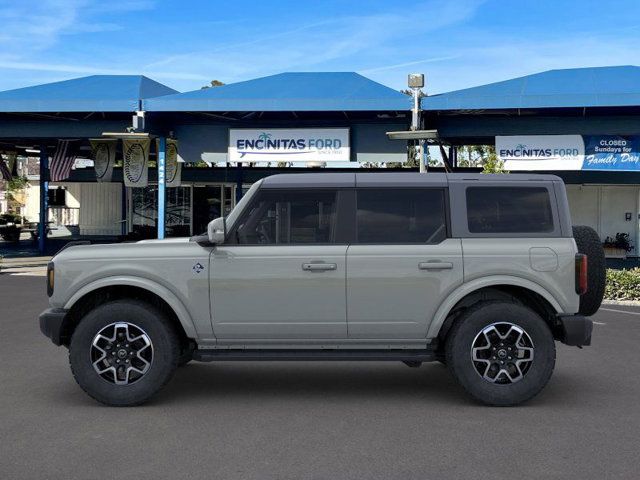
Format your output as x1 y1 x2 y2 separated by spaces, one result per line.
0 256 51 273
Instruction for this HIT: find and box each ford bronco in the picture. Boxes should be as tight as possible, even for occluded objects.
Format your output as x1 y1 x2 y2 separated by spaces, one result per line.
39 173 605 406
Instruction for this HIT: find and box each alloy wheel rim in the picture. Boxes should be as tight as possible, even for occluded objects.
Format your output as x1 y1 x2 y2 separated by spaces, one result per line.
471 322 534 384
90 322 153 385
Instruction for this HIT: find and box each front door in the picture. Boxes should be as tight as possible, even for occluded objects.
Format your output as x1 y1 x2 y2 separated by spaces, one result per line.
346 188 463 339
210 188 348 339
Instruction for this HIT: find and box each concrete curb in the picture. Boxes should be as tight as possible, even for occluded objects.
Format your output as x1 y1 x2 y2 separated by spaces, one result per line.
602 299 640 306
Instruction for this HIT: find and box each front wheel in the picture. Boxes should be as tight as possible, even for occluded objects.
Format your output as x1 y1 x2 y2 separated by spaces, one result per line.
445 301 556 406
69 300 180 406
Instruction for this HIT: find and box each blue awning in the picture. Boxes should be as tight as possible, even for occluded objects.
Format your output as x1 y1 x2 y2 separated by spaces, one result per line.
0 75 178 113
421 66 640 111
144 72 411 112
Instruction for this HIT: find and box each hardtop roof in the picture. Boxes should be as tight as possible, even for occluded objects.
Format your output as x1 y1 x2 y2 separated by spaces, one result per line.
260 172 561 188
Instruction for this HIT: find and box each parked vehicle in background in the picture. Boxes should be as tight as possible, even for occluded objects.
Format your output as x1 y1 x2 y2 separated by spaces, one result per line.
39 173 605 406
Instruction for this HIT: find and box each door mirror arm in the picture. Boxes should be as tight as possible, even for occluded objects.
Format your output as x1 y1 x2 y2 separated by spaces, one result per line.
189 233 214 247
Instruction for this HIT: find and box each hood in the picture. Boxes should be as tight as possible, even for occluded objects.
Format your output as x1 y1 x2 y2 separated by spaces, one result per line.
52 237 193 263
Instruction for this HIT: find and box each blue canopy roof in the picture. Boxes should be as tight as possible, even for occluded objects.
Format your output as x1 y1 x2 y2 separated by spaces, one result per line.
0 75 178 112
421 66 640 111
144 72 411 112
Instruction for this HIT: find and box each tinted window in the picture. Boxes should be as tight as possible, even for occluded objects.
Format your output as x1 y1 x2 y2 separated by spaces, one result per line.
356 189 447 243
235 189 337 244
466 187 554 233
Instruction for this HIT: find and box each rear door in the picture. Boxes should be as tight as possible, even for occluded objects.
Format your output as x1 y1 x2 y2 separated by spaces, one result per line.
346 187 463 339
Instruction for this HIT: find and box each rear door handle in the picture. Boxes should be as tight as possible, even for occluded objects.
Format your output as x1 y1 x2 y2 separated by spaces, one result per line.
302 263 337 272
419 261 453 270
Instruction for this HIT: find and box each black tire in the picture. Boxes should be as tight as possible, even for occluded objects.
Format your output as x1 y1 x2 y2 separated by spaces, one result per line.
446 301 556 406
69 300 180 406
572 225 606 316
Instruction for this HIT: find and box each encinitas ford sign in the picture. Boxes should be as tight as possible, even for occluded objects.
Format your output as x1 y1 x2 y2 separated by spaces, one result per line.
496 135 585 170
229 128 350 162
497 135 640 171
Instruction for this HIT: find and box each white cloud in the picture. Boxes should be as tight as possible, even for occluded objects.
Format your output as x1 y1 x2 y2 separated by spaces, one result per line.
0 59 208 81
136 0 487 89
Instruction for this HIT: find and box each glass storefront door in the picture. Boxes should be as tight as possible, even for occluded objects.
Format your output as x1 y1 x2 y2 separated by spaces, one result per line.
192 184 236 235
130 186 192 239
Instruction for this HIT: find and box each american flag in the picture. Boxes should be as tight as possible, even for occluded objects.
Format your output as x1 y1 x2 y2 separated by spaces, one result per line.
0 156 12 180
49 140 80 182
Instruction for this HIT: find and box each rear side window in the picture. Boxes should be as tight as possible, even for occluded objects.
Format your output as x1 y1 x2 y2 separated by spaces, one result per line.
356 188 447 243
466 187 554 233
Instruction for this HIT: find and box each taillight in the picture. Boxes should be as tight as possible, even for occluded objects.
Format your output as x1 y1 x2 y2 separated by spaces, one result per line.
47 262 54 297
575 254 587 295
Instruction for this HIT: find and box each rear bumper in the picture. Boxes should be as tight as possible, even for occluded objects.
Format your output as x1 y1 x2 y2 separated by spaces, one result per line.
557 314 593 347
39 308 68 346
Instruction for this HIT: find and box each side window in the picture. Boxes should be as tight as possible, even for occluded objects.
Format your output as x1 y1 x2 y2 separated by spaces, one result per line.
466 187 554 233
356 188 447 243
234 189 337 244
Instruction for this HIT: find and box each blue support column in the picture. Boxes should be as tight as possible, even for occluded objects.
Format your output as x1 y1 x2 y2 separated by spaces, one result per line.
157 136 166 239
38 146 48 255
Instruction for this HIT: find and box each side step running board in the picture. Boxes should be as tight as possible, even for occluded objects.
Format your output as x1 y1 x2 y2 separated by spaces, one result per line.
192 349 437 363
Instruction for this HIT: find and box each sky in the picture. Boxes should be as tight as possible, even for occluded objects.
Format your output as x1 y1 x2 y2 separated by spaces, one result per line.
1 0 640 94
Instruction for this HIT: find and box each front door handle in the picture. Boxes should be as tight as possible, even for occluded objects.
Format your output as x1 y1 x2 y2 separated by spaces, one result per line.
302 262 337 272
419 261 453 270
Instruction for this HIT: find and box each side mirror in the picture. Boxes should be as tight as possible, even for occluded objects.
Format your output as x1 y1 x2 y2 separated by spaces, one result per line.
207 217 226 244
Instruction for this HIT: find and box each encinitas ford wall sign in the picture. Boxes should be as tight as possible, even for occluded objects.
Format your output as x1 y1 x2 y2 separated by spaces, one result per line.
497 135 640 171
229 128 350 162
496 135 585 170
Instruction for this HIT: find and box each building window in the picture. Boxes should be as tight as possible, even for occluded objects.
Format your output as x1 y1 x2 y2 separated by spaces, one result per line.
466 186 554 233
131 186 191 238
356 188 447 244
47 187 66 207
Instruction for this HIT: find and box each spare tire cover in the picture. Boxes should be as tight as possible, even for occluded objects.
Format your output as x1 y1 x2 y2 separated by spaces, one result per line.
572 225 606 316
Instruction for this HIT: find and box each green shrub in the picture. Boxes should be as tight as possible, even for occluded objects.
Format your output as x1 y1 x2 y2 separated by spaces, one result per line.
605 268 640 301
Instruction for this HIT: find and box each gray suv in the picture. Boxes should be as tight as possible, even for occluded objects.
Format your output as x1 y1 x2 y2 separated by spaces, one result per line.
39 173 604 406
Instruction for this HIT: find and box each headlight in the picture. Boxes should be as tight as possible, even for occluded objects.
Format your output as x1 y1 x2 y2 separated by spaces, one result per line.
6 222 14 226
47 262 54 297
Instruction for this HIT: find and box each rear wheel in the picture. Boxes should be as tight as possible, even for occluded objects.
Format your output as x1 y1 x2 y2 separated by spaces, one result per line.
69 299 180 406
446 301 556 406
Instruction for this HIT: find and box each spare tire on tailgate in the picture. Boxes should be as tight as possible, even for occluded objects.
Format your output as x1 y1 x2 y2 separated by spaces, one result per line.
572 225 606 316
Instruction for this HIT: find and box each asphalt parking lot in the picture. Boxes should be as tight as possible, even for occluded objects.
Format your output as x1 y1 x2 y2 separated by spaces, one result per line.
1 274 639 480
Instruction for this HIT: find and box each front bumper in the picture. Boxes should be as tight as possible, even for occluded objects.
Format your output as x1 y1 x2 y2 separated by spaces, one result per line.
557 314 593 347
39 308 68 346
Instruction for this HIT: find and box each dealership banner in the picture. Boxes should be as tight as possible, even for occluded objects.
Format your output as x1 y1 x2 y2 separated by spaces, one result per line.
496 135 585 170
497 135 640 171
122 138 150 187
228 128 350 162
89 138 116 182
156 138 181 187
581 135 640 170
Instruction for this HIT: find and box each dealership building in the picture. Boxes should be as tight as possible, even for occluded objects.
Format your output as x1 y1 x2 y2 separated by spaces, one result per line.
422 65 640 260
1 65 640 261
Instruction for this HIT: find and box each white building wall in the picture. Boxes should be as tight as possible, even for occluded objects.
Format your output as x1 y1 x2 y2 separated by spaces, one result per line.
64 183 81 208
566 184 640 256
78 183 122 236
23 180 40 222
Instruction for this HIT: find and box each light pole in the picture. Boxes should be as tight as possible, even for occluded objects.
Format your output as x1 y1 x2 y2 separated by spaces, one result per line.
408 73 426 173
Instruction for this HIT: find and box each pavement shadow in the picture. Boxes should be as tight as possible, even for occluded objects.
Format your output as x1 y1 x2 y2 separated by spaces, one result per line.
155 361 470 405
